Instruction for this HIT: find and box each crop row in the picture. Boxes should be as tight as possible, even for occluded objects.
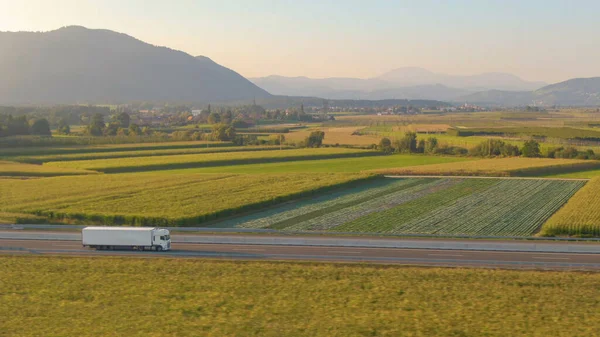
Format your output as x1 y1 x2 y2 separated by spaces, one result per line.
217 178 428 229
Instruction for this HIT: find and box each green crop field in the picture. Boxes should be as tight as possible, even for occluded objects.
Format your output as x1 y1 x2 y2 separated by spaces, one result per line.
44 148 379 173
161 154 470 174
10 145 291 164
216 177 584 236
374 157 600 177
0 172 372 226
0 160 97 177
540 177 600 237
1 256 599 337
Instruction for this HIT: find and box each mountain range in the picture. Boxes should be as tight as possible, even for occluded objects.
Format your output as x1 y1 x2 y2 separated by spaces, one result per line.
0 26 271 105
0 26 598 107
250 68 547 101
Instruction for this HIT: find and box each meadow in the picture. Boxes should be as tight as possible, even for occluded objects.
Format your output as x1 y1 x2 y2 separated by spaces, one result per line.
284 126 381 146
1 256 599 337
540 177 600 237
0 160 97 177
216 177 584 236
44 148 379 173
162 154 469 174
373 157 600 177
6 145 289 164
0 172 372 226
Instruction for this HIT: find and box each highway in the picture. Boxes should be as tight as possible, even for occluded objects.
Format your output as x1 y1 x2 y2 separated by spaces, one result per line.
1 231 600 270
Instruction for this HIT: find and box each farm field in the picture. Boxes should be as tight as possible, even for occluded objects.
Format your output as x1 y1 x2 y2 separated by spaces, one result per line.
285 127 381 146
214 177 585 236
0 140 232 157
44 148 378 173
2 256 599 337
163 154 470 174
540 177 600 237
0 172 372 226
373 157 600 177
9 145 290 164
0 160 97 177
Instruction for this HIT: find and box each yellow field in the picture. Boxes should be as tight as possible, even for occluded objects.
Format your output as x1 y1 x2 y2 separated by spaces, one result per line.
372 158 600 177
540 177 600 236
0 172 371 226
285 127 381 146
1 256 599 337
0 160 97 177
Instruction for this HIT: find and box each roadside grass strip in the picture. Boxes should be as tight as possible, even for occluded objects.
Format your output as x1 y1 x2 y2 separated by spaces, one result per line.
385 179 585 236
214 178 419 229
282 179 460 231
334 179 499 233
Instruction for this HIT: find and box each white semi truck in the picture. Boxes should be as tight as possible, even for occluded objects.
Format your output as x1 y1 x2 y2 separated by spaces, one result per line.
82 227 171 251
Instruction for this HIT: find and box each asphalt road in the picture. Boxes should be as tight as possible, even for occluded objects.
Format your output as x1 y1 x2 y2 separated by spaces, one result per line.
2 238 600 270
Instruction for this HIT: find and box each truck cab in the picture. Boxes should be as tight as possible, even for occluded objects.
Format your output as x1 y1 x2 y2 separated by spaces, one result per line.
153 228 171 251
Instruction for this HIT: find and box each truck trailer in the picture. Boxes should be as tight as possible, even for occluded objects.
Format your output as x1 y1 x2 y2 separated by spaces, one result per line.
82 227 171 251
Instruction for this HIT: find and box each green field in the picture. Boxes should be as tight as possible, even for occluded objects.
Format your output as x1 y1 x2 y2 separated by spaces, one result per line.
214 177 584 236
7 145 291 164
0 160 97 177
0 172 371 226
162 154 469 174
1 256 599 337
44 148 379 173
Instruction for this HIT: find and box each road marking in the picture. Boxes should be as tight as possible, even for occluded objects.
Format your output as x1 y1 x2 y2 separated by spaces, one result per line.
532 256 571 260
232 248 265 252
327 250 362 254
428 253 464 257
52 244 81 248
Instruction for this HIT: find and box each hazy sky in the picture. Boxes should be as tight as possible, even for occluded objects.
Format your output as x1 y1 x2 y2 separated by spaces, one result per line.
1 0 599 83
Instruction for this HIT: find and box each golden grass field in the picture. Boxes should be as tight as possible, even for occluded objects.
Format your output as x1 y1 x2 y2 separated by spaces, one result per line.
540 177 600 236
1 256 599 337
372 157 600 177
285 127 381 146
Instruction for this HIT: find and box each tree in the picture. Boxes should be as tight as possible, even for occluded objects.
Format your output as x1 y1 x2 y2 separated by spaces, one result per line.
208 112 221 124
425 137 438 154
128 123 141 136
306 131 325 148
521 140 541 157
114 112 131 128
87 113 105 136
416 139 426 153
57 118 70 135
30 118 51 136
378 137 393 153
396 132 417 153
211 124 236 141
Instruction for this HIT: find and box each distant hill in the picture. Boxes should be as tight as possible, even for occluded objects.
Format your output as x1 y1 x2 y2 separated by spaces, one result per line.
459 77 600 106
251 68 545 101
0 26 271 104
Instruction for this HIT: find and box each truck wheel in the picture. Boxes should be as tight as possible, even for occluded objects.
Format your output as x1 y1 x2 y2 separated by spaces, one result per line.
156 246 163 252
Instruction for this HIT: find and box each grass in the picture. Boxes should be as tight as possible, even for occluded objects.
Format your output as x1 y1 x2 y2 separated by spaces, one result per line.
10 145 291 164
373 157 600 177
540 177 600 237
0 172 373 226
0 140 232 157
0 211 47 224
160 154 470 174
539 168 600 179
44 148 379 173
0 160 97 177
2 256 600 337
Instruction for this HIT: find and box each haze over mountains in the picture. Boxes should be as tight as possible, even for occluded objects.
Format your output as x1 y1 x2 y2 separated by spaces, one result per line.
0 26 598 107
250 68 547 101
0 26 271 104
